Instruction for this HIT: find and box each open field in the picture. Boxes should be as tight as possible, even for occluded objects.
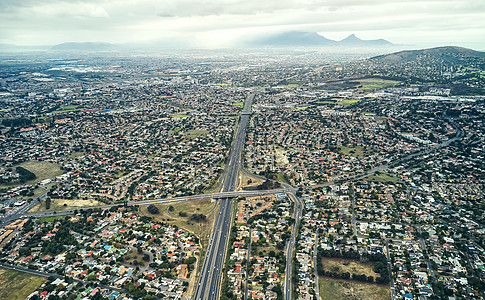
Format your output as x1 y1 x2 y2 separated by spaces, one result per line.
51 105 84 114
318 276 390 300
171 114 189 118
321 258 381 278
275 147 289 166
252 244 281 257
338 146 373 159
28 198 102 213
20 160 63 183
184 130 209 141
122 248 148 267
168 198 216 216
0 267 45 300
314 99 360 106
237 171 265 191
138 199 219 253
362 173 399 184
68 151 85 159
355 78 400 90
295 105 314 109
338 99 360 106
38 215 68 223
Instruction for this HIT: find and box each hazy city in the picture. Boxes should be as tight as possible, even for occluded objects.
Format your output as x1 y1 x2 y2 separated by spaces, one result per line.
1 1 484 300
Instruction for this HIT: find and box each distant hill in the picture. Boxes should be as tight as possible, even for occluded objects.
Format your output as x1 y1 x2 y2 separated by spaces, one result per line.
339 34 392 46
51 42 118 51
248 32 392 47
370 46 485 65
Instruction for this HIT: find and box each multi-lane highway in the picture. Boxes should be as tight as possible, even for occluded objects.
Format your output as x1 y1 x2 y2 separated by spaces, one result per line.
194 92 254 300
284 190 303 300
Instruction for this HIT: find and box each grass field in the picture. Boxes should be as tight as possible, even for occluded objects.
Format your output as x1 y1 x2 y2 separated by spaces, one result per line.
362 173 399 183
338 146 373 159
68 151 85 159
295 105 313 109
232 102 244 108
168 198 216 217
171 114 189 118
356 78 400 90
51 105 84 115
20 161 63 183
339 99 360 106
0 267 45 300
28 198 102 213
319 277 390 300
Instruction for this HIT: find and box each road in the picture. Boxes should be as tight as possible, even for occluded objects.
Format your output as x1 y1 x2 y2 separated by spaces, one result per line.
244 227 252 300
0 192 46 227
385 239 396 300
314 231 320 300
1 189 287 221
194 92 255 300
284 190 303 300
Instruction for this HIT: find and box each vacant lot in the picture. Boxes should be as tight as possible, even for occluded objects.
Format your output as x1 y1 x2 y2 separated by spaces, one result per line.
68 151 85 159
319 277 390 300
184 130 209 141
232 102 244 108
362 173 399 184
20 161 63 183
321 258 381 278
138 198 219 253
237 172 265 191
275 147 289 166
121 248 148 267
28 198 102 213
168 198 216 217
0 267 45 300
338 146 373 159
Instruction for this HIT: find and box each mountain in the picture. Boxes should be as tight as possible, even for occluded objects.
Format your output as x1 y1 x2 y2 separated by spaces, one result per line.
339 34 392 46
248 32 392 47
370 46 485 65
50 42 118 51
250 31 337 47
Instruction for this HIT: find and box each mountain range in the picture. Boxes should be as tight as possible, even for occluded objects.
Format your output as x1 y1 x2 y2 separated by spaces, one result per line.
248 32 392 47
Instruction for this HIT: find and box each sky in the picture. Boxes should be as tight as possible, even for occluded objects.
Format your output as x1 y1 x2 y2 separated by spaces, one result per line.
1 0 484 50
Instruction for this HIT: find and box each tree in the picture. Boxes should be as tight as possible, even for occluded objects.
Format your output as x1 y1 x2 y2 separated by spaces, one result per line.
147 204 159 214
45 198 51 210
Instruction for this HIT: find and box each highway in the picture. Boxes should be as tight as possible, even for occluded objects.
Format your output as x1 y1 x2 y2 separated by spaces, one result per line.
284 191 303 300
194 92 255 300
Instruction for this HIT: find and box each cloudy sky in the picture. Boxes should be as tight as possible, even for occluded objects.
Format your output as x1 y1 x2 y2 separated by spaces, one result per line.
1 0 484 49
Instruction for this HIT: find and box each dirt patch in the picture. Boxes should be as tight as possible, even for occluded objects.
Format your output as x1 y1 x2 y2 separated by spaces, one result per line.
319 276 390 300
321 258 381 278
275 147 289 166
237 172 265 191
28 198 102 213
